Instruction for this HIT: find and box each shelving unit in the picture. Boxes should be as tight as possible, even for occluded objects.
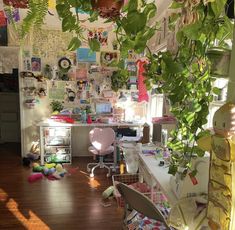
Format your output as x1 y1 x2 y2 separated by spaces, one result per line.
40 126 72 165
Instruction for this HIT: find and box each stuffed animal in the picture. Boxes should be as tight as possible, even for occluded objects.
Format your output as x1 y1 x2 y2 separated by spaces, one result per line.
28 173 43 183
197 102 235 230
32 163 44 172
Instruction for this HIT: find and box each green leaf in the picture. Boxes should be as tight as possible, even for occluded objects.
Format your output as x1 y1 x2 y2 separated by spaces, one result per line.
169 13 180 30
143 3 157 20
89 39 100 52
212 87 221 95
194 146 205 157
182 21 202 40
124 12 147 35
127 0 138 12
169 1 183 9
162 55 183 74
89 11 99 22
168 164 178 176
211 0 227 17
185 112 195 124
68 37 81 51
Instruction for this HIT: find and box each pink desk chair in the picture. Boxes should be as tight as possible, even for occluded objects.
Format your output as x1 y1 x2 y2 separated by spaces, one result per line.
87 127 115 177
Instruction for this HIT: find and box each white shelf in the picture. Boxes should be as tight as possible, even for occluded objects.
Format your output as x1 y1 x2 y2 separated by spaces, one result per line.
40 126 72 165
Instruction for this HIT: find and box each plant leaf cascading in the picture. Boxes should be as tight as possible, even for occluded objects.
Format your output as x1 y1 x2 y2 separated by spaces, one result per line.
5 0 233 176
144 0 233 176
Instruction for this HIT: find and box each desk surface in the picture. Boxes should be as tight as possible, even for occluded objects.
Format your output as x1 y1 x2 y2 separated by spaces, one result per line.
139 145 178 205
38 120 143 128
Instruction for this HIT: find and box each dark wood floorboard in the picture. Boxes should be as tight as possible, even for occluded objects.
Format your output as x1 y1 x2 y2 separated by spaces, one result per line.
0 143 123 230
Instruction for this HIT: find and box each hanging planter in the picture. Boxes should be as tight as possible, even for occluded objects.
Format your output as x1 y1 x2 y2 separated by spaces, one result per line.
91 0 124 20
3 0 28 8
207 47 231 78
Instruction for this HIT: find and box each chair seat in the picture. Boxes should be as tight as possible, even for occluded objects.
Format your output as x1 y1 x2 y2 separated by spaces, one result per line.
88 145 114 156
126 209 171 230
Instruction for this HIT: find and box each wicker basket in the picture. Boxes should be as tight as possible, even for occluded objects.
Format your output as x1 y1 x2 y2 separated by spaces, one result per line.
112 173 165 207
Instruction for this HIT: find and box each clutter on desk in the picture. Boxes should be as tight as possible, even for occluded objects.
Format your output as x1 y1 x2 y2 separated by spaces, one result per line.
152 115 177 124
112 173 169 207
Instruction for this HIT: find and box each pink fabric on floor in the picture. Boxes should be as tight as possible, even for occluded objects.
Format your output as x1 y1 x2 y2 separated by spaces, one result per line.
137 59 149 102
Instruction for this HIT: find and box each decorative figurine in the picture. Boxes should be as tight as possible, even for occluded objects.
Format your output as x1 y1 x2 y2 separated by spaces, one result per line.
197 102 235 229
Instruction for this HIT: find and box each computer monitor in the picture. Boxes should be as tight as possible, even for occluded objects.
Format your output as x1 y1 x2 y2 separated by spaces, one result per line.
95 102 112 114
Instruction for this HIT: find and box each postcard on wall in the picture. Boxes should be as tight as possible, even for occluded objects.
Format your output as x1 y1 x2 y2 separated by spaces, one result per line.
76 63 87 79
100 52 118 67
87 28 108 47
77 48 96 62
48 88 65 100
31 57 41 72
125 61 137 75
23 58 31 71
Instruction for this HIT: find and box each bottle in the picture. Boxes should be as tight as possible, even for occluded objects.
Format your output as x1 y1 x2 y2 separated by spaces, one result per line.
81 110 87 123
141 123 150 144
119 154 125 174
87 114 92 124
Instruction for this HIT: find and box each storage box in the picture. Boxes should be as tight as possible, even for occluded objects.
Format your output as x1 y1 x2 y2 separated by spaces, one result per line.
112 174 165 207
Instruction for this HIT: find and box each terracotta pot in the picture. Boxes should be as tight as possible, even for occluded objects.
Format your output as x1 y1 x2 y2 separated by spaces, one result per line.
3 0 28 8
91 0 124 19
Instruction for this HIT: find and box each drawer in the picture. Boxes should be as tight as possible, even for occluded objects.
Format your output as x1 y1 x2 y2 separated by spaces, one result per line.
139 159 157 187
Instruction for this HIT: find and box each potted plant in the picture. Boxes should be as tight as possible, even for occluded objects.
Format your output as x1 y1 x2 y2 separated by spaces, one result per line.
5 0 157 54
91 0 124 19
50 101 63 113
207 47 231 78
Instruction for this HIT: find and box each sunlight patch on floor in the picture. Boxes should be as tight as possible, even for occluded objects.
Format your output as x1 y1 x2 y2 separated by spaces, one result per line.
88 177 100 188
0 188 8 202
6 198 50 230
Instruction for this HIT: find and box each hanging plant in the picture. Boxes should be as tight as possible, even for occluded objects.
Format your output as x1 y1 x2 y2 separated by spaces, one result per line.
91 0 124 20
3 0 28 8
144 0 233 177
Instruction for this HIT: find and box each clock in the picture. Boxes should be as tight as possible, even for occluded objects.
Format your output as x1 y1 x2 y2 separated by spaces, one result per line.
58 57 72 71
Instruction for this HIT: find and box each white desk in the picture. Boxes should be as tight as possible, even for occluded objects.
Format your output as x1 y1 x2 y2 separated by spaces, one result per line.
138 145 178 206
138 145 209 229
38 120 143 165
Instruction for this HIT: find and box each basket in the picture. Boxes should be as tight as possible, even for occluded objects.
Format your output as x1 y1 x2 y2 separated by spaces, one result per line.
112 173 165 207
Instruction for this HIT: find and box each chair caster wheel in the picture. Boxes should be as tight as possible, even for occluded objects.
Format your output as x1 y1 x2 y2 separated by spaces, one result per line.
90 173 94 178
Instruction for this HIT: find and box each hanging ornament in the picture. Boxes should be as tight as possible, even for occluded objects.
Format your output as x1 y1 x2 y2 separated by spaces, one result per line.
91 0 124 20
3 0 28 8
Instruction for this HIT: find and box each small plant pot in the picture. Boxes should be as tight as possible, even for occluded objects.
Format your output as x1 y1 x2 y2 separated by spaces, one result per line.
91 0 124 19
207 48 231 78
3 0 28 8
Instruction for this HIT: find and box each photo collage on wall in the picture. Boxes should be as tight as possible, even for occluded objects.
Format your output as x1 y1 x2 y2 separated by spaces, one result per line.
20 25 120 110
87 28 108 47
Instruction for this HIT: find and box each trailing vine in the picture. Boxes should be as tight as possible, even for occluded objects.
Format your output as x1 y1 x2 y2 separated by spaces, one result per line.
144 0 233 176
3 0 233 176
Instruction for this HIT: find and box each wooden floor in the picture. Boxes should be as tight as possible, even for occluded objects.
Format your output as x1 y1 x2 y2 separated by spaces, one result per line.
0 143 123 230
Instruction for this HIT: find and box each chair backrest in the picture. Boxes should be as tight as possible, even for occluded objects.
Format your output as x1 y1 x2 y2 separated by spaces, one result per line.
89 127 115 151
116 182 170 230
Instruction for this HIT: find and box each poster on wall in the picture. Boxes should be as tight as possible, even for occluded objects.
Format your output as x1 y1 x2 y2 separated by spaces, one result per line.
88 28 108 46
77 48 96 62
48 88 65 100
31 57 41 72
125 61 137 75
100 52 118 67
22 50 31 71
0 11 7 46
76 63 87 79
